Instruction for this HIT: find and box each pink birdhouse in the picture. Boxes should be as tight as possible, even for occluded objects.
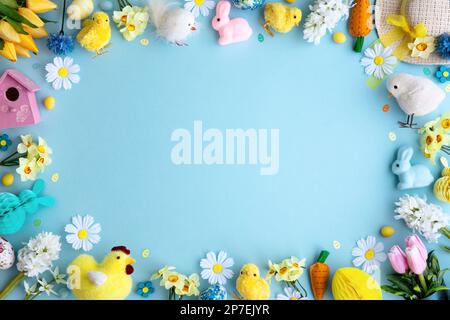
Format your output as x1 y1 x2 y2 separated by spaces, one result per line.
0 69 41 130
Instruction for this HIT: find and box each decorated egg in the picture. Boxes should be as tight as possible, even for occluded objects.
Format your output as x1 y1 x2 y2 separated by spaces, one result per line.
232 0 265 10
0 237 15 270
199 284 227 300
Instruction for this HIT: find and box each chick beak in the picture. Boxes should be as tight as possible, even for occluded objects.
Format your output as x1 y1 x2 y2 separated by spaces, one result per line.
388 92 393 98
125 257 135 275
191 26 197 31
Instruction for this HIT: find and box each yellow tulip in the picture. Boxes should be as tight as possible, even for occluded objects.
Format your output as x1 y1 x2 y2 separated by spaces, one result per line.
17 34 38 53
18 7 45 28
23 25 48 38
26 0 57 13
0 41 17 62
14 44 31 58
0 21 20 43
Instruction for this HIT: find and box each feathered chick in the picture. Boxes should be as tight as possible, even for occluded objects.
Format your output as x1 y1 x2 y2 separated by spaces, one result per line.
387 73 446 128
68 246 135 300
148 0 197 46
236 264 271 300
76 12 111 55
263 3 302 36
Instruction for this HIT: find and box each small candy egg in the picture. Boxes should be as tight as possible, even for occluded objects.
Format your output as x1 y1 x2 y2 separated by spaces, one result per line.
0 237 15 270
380 226 395 237
333 32 347 44
285 0 295 3
100 0 113 11
199 284 227 300
1 172 14 187
43 96 55 110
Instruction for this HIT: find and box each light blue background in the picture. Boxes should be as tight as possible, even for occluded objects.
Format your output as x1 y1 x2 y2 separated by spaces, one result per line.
0 0 449 300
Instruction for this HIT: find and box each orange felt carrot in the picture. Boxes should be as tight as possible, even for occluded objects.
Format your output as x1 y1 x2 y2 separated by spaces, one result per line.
348 0 372 53
309 250 330 300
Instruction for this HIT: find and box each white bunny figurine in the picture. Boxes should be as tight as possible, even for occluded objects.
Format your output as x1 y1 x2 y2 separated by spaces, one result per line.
391 146 433 190
211 0 252 45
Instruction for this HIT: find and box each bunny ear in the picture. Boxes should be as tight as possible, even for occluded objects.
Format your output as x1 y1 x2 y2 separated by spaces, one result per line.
38 196 55 208
216 0 230 17
398 146 414 161
32 179 45 195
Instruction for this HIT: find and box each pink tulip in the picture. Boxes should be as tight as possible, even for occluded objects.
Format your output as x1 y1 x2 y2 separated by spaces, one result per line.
388 245 409 274
405 245 427 275
405 235 427 261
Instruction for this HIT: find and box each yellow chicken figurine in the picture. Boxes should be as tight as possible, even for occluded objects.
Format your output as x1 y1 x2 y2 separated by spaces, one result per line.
263 3 302 36
236 264 270 300
67 246 136 300
76 12 111 55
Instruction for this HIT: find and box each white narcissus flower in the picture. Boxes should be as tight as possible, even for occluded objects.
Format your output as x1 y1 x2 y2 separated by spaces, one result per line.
395 195 450 242
17 232 61 277
51 267 67 285
360 43 397 79
408 37 436 59
113 5 149 41
37 278 57 296
45 56 80 90
65 215 101 251
200 251 234 285
16 157 38 181
17 134 34 154
352 236 387 273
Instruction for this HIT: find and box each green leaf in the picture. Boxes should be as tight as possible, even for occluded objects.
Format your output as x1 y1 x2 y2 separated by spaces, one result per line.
425 286 449 296
381 285 409 298
0 38 4 50
0 3 36 28
0 0 18 9
5 17 27 34
39 17 57 24
386 276 414 295
440 245 450 253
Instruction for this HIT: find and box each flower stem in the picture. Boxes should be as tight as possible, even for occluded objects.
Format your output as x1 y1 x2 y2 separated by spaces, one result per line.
0 272 25 300
60 0 66 34
0 151 20 166
418 274 428 293
440 227 450 239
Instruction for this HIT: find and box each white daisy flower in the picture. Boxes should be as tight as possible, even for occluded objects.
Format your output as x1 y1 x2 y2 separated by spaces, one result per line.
65 215 101 251
352 236 387 273
45 56 80 90
276 287 306 300
200 251 234 285
360 43 397 79
184 0 215 18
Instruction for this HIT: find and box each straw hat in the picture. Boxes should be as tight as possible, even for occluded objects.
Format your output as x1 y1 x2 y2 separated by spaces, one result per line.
375 0 450 65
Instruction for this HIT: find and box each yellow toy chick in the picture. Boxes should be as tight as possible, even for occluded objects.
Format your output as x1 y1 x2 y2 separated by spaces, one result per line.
67 246 136 300
236 264 271 300
263 3 302 36
76 12 111 55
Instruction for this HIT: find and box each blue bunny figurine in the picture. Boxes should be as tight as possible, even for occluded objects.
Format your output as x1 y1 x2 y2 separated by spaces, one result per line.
0 179 55 235
392 146 434 190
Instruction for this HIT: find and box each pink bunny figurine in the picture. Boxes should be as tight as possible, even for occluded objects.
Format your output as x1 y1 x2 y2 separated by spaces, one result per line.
211 0 253 45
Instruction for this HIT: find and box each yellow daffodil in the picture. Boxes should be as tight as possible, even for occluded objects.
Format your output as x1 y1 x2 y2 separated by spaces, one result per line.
408 37 436 59
17 134 35 154
266 260 279 281
151 265 176 280
113 6 149 41
176 274 200 296
16 158 39 181
163 271 186 290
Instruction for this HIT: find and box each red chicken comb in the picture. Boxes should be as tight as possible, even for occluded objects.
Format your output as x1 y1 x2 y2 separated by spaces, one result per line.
111 246 130 255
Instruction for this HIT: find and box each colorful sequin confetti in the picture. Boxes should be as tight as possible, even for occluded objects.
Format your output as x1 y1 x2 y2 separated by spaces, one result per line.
142 249 150 258
388 132 397 141
382 104 389 112
33 219 42 227
258 33 264 43
140 38 149 46
51 173 59 183
333 240 341 249
423 67 431 76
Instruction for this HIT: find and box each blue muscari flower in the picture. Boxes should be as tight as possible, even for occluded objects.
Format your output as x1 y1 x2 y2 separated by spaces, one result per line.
0 134 12 152
436 66 450 83
436 33 450 60
136 281 154 298
47 33 74 56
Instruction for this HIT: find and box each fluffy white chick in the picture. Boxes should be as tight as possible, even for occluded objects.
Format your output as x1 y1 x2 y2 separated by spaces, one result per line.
148 0 197 46
387 73 446 128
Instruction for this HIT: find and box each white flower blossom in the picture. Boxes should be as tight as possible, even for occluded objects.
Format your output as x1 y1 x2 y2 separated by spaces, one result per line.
303 0 352 45
16 232 61 277
394 195 450 242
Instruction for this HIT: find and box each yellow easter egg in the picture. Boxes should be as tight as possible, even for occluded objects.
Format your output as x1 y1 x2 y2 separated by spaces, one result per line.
380 225 395 237
332 268 382 300
1 173 14 186
285 0 295 3
333 32 347 44
43 96 55 110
